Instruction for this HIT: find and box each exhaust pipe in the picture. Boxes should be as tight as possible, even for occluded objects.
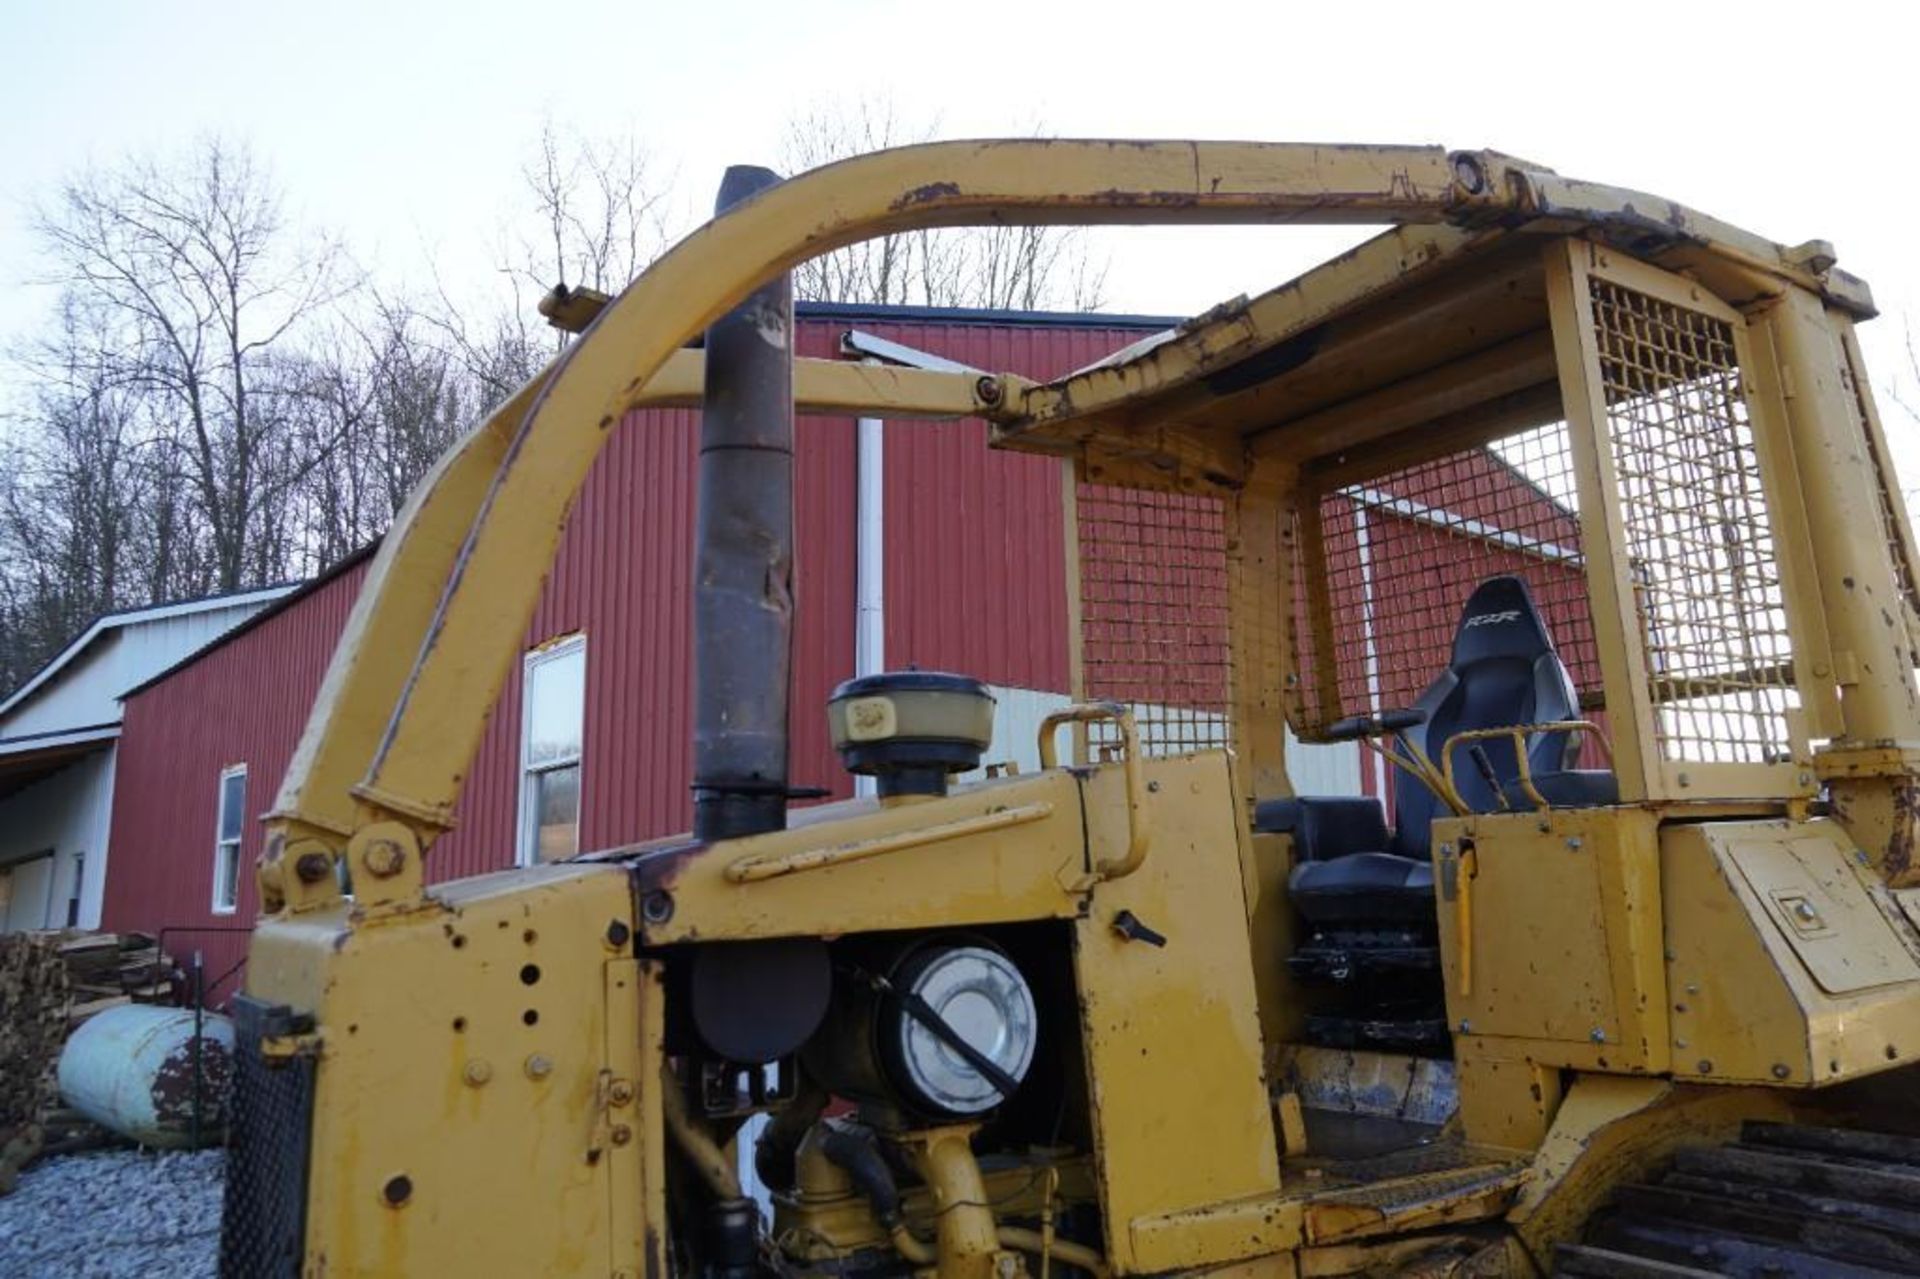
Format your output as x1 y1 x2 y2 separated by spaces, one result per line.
692 164 794 841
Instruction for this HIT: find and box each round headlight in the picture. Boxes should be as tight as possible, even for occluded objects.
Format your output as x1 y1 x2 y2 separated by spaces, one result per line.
884 944 1037 1116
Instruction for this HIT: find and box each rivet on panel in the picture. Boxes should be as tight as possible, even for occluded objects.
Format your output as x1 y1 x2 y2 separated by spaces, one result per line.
463 1059 493 1087
526 1054 554 1080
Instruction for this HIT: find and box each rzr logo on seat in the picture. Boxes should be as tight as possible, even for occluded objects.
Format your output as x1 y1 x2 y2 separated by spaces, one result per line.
1463 610 1521 628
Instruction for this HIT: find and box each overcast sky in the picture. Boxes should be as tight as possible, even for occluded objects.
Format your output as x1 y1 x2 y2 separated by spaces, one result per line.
3 1 1917 463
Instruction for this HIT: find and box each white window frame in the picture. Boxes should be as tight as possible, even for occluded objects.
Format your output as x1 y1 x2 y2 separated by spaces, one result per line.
212 764 247 915
517 634 587 867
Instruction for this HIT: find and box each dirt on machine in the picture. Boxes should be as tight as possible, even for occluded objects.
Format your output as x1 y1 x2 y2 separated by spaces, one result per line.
217 141 1920 1278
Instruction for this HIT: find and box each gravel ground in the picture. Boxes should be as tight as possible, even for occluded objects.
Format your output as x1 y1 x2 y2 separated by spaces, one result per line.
0 1148 223 1278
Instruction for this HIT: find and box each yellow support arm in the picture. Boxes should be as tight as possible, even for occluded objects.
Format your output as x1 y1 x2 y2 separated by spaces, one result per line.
266 139 1496 907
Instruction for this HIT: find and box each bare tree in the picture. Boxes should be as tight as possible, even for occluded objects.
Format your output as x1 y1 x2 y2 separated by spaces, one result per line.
0 299 193 691
280 297 478 569
33 138 349 591
513 122 672 298
418 122 674 409
780 100 1108 311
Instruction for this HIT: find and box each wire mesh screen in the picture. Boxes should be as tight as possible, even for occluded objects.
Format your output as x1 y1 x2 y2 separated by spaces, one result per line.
1077 483 1231 756
1589 278 1795 764
1291 425 1600 738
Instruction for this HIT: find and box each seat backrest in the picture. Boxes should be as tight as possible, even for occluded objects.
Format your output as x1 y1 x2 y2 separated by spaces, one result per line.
1387 576 1580 859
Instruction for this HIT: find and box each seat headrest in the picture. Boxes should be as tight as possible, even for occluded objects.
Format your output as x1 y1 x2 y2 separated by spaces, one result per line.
1450 575 1556 667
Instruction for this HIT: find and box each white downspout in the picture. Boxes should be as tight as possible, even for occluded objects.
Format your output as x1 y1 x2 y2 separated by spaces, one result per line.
1353 505 1390 802
854 410 885 798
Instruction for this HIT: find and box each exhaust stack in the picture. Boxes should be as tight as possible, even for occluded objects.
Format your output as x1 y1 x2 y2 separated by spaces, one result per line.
692 164 795 841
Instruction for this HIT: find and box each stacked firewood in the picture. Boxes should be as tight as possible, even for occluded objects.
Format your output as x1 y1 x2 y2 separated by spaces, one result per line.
57 932 172 1025
0 931 177 1193
0 934 69 1192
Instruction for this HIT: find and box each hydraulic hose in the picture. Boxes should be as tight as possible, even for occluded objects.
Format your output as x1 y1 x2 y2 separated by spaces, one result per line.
888 1224 1110 1276
754 1082 829 1194
661 1067 742 1201
996 1226 1110 1278
819 1125 1110 1277
816 1124 903 1226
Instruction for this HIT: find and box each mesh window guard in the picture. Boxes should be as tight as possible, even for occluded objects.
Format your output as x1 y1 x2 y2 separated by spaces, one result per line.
1589 278 1796 765
1076 484 1231 756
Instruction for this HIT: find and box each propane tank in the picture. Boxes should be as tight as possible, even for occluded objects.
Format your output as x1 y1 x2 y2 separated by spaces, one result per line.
57 1005 234 1148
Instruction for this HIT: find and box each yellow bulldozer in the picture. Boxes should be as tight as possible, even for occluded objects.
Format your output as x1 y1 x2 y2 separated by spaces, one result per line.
222 142 1920 1277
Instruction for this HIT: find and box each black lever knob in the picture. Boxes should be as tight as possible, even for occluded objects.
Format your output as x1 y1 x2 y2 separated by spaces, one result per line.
1111 910 1168 947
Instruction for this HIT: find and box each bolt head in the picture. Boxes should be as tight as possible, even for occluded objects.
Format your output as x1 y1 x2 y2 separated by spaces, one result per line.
1590 1028 1607 1044
609 1080 635 1106
294 851 332 884
463 1059 492 1087
363 838 406 878
526 1053 554 1080
611 1124 633 1146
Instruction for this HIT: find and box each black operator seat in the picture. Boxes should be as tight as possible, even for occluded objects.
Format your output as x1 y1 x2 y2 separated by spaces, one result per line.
1269 574 1617 928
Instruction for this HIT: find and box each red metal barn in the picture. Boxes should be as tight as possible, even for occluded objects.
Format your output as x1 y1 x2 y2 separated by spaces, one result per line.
103 305 1200 996
100 302 1578 1001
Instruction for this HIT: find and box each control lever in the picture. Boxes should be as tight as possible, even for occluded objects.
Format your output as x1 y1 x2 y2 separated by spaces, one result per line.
1468 745 1511 810
1111 909 1168 948
1324 707 1428 743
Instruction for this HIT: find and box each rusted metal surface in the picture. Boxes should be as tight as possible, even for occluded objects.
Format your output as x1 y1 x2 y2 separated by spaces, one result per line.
693 165 797 841
57 1004 235 1148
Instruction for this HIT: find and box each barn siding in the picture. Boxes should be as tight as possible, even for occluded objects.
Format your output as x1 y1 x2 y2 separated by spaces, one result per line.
101 310 1166 1000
